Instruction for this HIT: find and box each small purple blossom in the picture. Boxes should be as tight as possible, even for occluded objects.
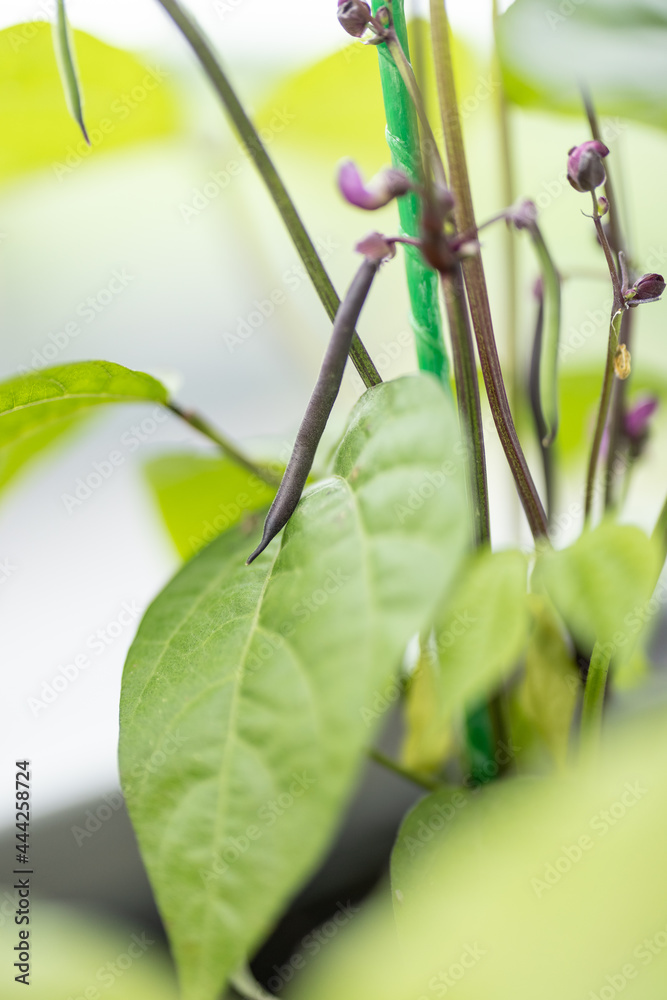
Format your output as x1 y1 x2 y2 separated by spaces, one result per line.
566 140 610 193
625 397 659 442
337 0 371 37
355 232 397 261
507 198 538 231
625 272 666 306
338 160 412 210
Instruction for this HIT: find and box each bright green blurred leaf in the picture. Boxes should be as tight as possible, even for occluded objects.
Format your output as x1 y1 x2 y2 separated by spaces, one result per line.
536 521 661 652
293 708 667 1000
119 374 469 1000
4 900 177 999
518 595 579 768
391 786 469 911
401 641 452 775
144 453 275 560
432 549 530 724
0 22 179 183
497 0 667 131
0 361 167 492
256 21 481 166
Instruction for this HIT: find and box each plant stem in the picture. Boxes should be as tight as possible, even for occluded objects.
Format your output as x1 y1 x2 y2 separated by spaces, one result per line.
441 269 489 545
369 748 441 791
491 0 519 419
429 0 548 541
580 641 612 751
370 0 450 385
153 0 380 390
528 291 555 522
583 192 625 523
168 402 281 486
652 493 667 569
529 224 562 448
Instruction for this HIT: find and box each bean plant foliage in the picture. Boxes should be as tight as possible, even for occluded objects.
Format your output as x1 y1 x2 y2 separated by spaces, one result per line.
5 0 667 999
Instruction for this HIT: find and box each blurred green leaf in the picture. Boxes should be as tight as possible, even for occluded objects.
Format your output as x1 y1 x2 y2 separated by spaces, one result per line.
0 22 179 183
432 549 530 724
53 0 89 143
144 453 275 560
401 641 452 775
391 786 470 911
4 900 178 999
497 0 667 131
0 361 167 492
293 708 667 1000
120 374 469 1000
518 595 579 769
536 521 661 652
255 20 481 166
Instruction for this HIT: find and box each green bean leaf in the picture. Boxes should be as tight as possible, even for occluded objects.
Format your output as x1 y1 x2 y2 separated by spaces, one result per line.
119 374 468 1000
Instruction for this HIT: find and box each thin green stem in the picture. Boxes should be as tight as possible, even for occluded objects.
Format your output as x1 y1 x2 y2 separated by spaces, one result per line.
369 748 441 791
580 641 612 752
168 402 281 486
492 0 519 419
529 224 562 447
583 308 623 523
370 0 450 384
429 0 548 541
441 269 489 546
528 292 555 522
154 0 380 389
652 493 667 569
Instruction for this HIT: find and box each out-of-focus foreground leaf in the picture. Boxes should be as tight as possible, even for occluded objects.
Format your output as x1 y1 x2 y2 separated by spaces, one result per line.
293 706 667 1000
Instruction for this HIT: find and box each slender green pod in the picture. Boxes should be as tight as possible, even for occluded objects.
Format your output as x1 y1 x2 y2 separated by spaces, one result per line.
53 0 89 144
247 258 380 565
370 0 450 385
530 225 561 447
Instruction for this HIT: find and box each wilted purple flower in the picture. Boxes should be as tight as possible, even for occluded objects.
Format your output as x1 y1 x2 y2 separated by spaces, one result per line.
355 232 397 261
625 272 666 306
507 198 538 231
338 160 412 210
625 397 659 442
337 0 371 37
566 140 610 193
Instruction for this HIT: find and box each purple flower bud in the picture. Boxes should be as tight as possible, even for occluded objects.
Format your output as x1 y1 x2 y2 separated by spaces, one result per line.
507 198 538 231
597 196 609 217
355 232 396 261
625 397 658 442
338 160 412 210
566 140 609 193
625 272 666 306
337 0 371 37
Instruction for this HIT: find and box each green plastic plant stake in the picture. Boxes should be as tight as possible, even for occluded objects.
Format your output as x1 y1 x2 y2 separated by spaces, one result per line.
371 0 450 385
